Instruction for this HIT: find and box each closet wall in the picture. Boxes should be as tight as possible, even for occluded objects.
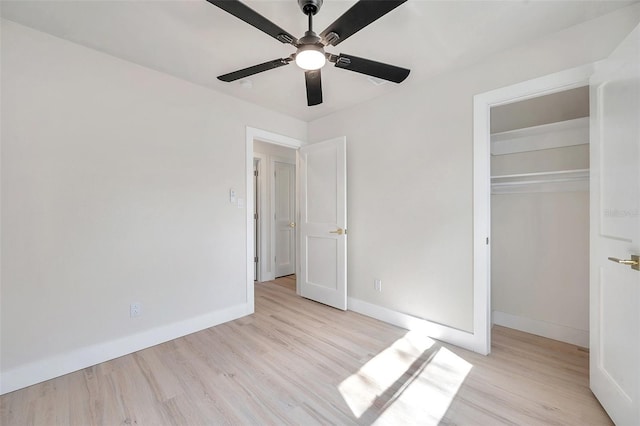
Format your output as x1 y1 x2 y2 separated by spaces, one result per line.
490 87 590 347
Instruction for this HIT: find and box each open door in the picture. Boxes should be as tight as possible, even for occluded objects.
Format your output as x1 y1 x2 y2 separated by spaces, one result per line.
274 160 296 278
590 24 640 425
298 137 347 310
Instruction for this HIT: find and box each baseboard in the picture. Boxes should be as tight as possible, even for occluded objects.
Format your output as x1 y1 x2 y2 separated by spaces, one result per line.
347 297 479 353
0 303 251 395
492 310 588 347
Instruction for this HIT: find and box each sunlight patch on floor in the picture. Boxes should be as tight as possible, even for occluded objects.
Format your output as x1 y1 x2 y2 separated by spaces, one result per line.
338 331 472 424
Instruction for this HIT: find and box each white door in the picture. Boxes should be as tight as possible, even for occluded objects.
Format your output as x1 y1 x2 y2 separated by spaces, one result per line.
590 24 640 425
299 137 347 310
274 160 296 277
254 159 260 281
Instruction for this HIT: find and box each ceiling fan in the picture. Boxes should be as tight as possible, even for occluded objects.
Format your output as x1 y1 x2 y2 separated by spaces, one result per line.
208 0 410 106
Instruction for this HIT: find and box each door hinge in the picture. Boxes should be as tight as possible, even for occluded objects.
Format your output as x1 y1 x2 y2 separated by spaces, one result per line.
254 256 258 263
253 170 258 177
486 237 489 245
254 213 258 220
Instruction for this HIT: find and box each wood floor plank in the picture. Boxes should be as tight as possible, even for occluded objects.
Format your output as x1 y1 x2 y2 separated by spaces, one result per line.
1 277 612 425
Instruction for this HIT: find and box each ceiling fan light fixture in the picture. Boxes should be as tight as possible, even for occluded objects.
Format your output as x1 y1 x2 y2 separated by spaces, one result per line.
295 45 326 70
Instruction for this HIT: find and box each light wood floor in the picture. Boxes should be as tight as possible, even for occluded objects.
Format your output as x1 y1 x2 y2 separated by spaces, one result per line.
271 274 296 292
1 277 612 425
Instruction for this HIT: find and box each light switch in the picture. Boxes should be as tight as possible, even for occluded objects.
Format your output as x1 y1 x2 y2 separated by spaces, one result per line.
237 197 245 208
229 189 236 204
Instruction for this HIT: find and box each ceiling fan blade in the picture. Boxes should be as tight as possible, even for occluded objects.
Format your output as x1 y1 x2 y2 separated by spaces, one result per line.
305 70 323 106
217 58 291 82
206 0 298 45
333 54 410 83
319 0 406 46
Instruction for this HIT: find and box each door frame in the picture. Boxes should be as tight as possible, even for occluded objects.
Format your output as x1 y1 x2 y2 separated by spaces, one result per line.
253 155 265 282
246 127 303 313
472 63 595 355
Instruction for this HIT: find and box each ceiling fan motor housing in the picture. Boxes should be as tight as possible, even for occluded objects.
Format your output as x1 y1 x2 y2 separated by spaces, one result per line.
298 0 323 15
299 30 322 45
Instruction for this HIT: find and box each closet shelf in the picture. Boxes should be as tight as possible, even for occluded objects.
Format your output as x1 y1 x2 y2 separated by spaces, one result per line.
491 169 589 194
491 117 589 156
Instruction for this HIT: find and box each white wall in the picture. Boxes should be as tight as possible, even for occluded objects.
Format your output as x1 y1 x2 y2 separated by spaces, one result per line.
491 190 590 345
307 5 640 334
0 19 306 393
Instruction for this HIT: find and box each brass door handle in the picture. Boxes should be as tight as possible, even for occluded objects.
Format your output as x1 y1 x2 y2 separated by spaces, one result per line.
329 228 344 235
608 255 639 271
289 222 296 228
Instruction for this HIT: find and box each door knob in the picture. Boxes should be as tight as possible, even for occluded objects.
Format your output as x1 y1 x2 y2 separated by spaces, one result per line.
289 222 296 228
329 228 344 235
608 255 639 271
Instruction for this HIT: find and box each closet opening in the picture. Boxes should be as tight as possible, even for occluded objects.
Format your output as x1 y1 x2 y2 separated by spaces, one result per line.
489 86 590 348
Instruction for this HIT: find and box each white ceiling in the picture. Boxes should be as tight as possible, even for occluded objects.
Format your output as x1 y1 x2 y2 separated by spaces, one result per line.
1 0 635 121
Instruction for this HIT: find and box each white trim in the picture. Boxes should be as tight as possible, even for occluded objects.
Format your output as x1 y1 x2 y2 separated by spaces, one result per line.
348 297 477 352
295 151 301 295
491 117 589 155
473 63 595 355
0 303 250 395
246 127 304 310
248 127 304 149
253 154 267 282
493 310 589 348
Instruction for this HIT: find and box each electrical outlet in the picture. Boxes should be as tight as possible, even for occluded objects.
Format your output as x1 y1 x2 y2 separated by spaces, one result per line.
374 279 382 292
130 302 142 318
